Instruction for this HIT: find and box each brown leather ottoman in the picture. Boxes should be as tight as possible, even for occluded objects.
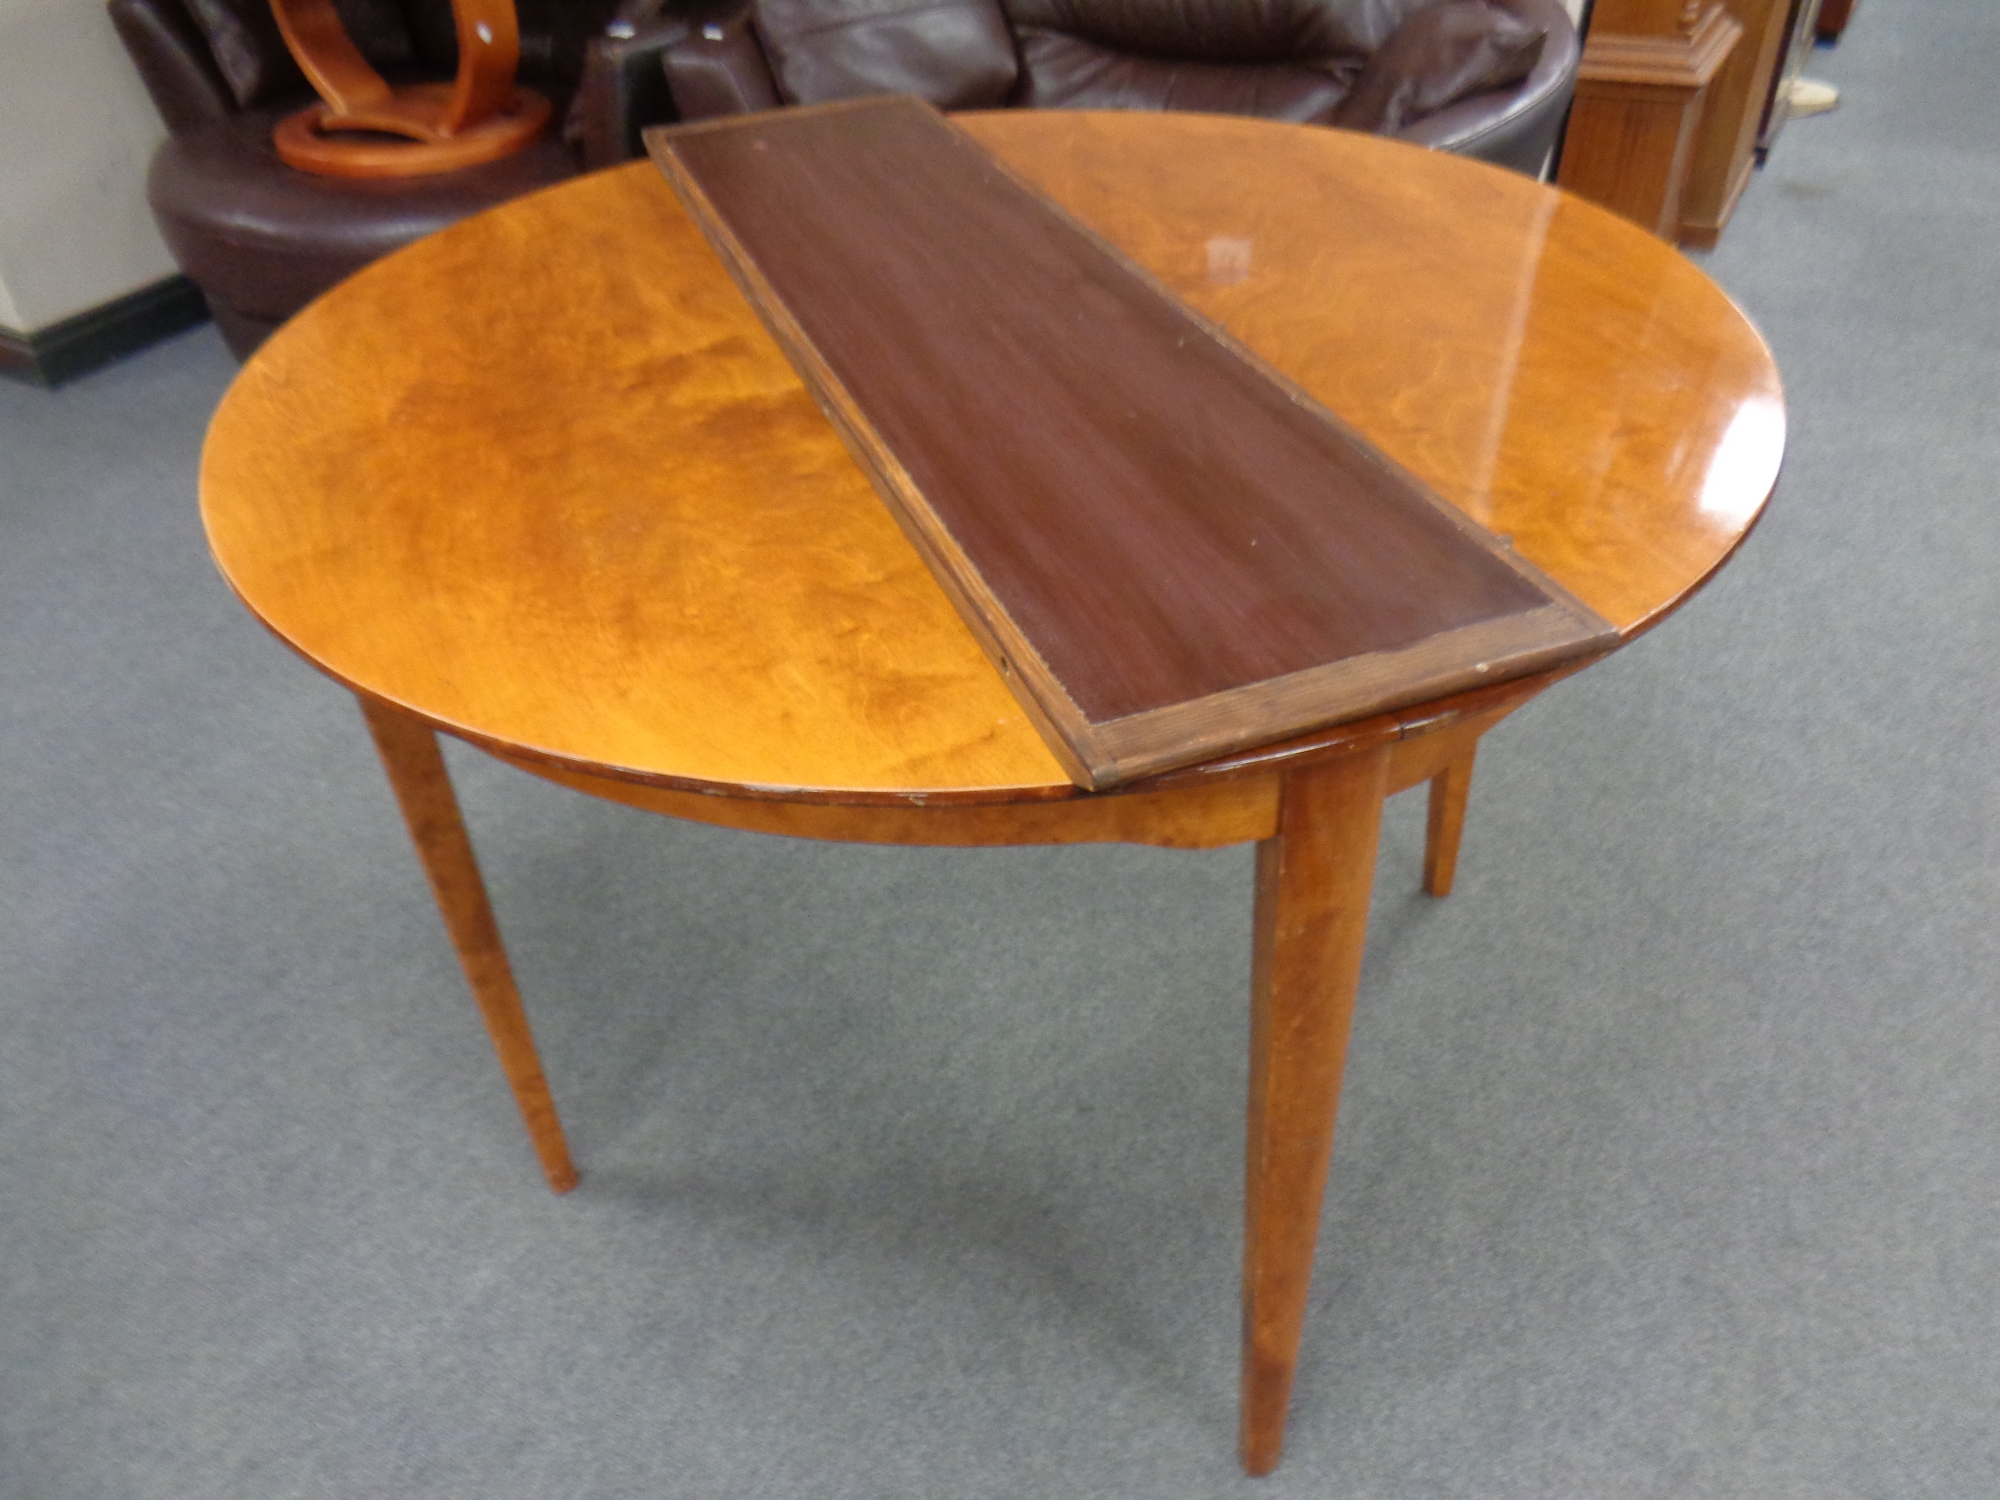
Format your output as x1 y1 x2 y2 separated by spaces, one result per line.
149 107 577 356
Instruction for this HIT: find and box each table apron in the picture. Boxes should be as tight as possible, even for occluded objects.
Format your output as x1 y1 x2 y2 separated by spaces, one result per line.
477 698 1522 851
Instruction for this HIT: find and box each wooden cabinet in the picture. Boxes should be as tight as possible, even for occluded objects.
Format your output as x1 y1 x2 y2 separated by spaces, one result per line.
1676 0 1799 247
1561 0 1833 249
1555 0 1742 239
1816 0 1858 41
1757 0 1829 157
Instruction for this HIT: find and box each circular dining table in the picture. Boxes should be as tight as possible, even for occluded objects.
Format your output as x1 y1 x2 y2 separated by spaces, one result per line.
200 110 1784 1476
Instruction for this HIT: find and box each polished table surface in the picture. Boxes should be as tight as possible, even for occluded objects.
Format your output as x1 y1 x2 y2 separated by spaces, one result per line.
201 111 1784 1476
204 111 1783 802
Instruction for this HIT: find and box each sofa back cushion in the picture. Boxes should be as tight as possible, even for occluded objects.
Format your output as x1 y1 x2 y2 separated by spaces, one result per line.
179 0 291 105
182 0 608 107
181 0 430 107
402 0 622 88
181 0 422 106
751 0 1021 110
1000 0 1425 65
1331 0 1546 132
1013 30 1353 119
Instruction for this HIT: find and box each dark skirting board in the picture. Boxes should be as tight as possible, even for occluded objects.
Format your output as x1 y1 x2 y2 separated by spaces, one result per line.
646 98 1615 790
0 276 209 389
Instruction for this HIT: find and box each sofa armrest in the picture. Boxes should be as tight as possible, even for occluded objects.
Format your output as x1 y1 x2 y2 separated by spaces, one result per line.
661 10 780 122
1394 0 1579 177
567 0 772 167
107 0 237 133
569 2 692 167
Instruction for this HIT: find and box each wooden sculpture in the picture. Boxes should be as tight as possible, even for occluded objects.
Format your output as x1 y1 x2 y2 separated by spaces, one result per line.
269 0 550 178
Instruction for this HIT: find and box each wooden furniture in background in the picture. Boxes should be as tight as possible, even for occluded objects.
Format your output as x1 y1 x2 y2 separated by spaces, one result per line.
201 115 1784 1477
1556 0 1742 237
1757 0 1828 157
269 0 549 176
1816 0 1857 41
1677 0 1799 246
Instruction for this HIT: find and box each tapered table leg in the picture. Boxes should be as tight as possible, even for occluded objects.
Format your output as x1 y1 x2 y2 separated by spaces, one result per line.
359 696 579 1193
1240 745 1390 1476
1422 745 1477 897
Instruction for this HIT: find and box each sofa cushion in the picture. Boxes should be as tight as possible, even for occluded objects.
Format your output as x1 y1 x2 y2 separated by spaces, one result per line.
1001 0 1424 64
180 0 301 105
751 0 1021 109
182 0 419 107
1013 28 1353 121
1332 0 1546 133
659 15 786 121
402 0 622 88
327 0 416 70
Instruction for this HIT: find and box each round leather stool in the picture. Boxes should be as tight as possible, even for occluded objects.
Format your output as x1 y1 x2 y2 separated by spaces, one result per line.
149 106 577 357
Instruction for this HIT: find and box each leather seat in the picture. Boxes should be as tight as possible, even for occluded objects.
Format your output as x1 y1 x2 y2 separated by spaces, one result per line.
148 107 578 354
110 0 621 356
651 0 1580 177
112 0 1578 358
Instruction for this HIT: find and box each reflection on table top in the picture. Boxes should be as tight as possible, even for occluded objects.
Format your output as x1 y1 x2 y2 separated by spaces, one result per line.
201 111 1784 802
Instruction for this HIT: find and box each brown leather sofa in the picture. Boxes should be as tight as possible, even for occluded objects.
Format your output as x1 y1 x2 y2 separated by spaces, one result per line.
636 0 1577 176
115 0 1575 358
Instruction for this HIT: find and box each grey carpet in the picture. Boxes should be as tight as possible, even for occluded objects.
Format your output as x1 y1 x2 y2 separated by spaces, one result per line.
4 3 1996 1494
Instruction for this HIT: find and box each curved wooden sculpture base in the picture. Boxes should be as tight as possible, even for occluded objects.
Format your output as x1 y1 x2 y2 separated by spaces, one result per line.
274 85 551 179
269 0 546 179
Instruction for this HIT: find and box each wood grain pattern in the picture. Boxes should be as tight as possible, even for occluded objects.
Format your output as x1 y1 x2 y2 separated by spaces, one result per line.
1423 745 1477 896
359 697 578 1193
272 89 551 178
648 99 1613 790
1677 0 1797 247
484 672 1539 853
500 749 1282 849
198 115 1785 1478
441 0 520 132
1240 745 1390 1476
203 114 1780 803
1557 1 1742 237
269 0 392 113
269 0 548 178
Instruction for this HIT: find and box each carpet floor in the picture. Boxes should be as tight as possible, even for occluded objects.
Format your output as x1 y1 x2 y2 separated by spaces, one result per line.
3 3 1996 1494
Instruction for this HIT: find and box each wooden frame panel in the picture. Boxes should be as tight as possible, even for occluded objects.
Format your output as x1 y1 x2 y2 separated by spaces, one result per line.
648 100 1615 790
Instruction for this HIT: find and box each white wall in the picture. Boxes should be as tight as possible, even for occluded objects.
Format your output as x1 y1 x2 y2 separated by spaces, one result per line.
0 0 178 334
0 264 23 331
